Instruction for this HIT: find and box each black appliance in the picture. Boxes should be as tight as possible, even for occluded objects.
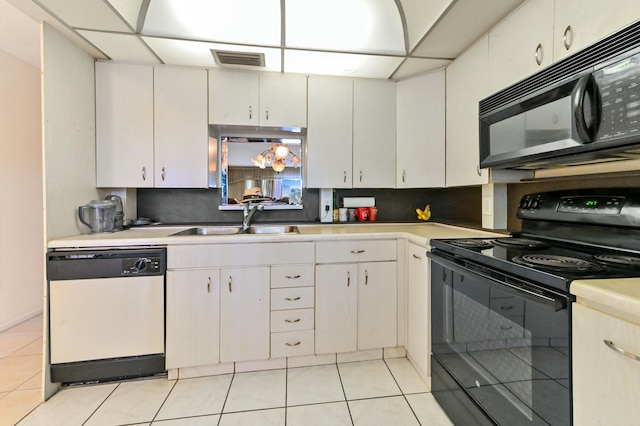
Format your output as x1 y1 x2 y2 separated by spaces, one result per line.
480 21 640 170
428 188 640 426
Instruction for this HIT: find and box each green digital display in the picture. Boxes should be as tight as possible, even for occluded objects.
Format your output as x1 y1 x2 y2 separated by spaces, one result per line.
584 200 598 207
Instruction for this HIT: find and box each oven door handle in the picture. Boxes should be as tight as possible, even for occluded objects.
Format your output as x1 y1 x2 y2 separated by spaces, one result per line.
428 252 567 311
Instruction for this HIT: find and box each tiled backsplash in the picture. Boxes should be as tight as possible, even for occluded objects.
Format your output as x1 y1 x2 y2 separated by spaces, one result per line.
137 186 482 226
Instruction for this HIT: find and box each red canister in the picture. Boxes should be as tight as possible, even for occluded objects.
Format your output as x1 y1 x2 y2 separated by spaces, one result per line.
355 207 369 221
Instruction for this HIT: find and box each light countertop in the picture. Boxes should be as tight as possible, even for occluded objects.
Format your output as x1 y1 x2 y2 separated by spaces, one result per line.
572 279 640 325
47 222 505 249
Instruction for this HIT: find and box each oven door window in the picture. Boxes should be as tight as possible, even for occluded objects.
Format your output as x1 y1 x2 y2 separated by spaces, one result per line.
431 261 570 426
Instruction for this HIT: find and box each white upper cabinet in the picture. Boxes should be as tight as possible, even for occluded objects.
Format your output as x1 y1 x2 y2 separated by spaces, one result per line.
446 36 490 187
154 66 209 188
353 79 397 188
488 0 554 93
209 69 259 126
96 63 208 188
554 0 640 61
306 75 354 188
396 70 446 188
209 70 307 128
258 72 307 128
96 62 154 188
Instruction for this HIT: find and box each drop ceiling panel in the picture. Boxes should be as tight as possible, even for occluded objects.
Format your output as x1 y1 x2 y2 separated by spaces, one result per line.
285 0 405 55
399 0 454 52
142 0 281 46
143 37 282 71
106 0 143 31
411 0 524 58
285 50 403 79
36 0 133 32
392 57 451 80
79 31 160 64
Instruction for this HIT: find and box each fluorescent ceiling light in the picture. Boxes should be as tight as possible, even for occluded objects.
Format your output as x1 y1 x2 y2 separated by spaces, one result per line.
143 0 281 46
285 50 404 79
286 0 405 55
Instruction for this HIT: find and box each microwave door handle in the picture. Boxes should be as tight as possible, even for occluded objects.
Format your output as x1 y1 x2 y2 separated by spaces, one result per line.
573 74 601 142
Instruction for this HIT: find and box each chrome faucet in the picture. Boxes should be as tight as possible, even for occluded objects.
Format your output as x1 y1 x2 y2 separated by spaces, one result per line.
240 203 264 233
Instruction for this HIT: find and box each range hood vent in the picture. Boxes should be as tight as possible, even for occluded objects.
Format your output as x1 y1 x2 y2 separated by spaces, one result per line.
211 50 265 67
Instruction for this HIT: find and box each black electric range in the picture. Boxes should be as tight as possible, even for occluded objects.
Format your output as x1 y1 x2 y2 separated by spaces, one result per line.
428 188 640 426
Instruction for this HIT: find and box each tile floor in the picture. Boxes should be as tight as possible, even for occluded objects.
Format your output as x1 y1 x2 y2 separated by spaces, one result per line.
0 315 44 426
1 315 454 426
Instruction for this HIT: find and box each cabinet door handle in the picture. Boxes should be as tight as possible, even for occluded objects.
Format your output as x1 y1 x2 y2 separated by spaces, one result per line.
535 43 543 66
402 169 406 183
500 306 514 311
285 275 301 279
350 250 365 254
285 341 301 347
265 107 269 120
412 254 422 260
285 318 301 323
142 166 146 181
604 339 640 362
228 276 232 293
249 105 252 120
476 164 482 176
285 296 301 301
563 25 572 50
365 270 368 285
347 271 351 287
207 277 211 294
359 170 363 182
343 171 347 182
161 166 166 181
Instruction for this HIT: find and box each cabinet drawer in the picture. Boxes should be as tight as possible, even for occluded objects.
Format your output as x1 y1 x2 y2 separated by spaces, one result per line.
316 240 397 263
271 287 314 310
271 330 314 358
271 309 314 332
271 265 314 288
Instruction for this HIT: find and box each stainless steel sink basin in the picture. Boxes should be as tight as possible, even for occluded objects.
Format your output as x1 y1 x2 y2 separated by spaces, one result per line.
244 225 299 235
170 225 299 236
170 226 242 236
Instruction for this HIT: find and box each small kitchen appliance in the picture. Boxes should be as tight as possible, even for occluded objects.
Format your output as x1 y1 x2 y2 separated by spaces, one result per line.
78 199 116 233
428 188 640 426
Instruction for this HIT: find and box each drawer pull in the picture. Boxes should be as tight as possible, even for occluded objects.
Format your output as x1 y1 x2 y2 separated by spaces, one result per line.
285 341 301 347
285 318 301 323
228 276 232 293
207 277 211 294
285 275 301 279
350 250 365 254
500 306 514 311
500 325 513 330
365 270 368 285
285 297 301 301
412 254 422 260
347 271 351 287
604 339 640 362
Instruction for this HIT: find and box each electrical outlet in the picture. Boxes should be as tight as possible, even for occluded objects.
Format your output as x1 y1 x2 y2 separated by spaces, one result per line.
319 188 334 222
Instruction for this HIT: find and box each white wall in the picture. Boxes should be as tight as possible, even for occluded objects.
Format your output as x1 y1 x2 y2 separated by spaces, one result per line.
42 23 99 240
0 46 43 330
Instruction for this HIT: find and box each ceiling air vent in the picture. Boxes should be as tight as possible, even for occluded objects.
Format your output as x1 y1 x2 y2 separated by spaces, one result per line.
211 50 265 67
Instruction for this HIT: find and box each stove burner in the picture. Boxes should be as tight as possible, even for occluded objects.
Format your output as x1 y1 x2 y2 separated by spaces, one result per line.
451 239 493 249
492 238 549 249
513 254 603 273
593 254 640 268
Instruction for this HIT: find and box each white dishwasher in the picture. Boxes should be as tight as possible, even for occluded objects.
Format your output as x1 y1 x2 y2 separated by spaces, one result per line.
47 247 166 384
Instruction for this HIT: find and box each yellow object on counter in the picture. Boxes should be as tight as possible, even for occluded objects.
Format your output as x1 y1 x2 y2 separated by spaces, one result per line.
416 204 431 221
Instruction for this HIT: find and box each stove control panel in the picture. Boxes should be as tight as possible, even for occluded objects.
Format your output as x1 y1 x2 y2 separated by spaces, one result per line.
557 196 624 215
518 189 640 227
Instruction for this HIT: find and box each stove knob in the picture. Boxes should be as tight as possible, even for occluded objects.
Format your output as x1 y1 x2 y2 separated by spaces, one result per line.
530 199 540 209
519 198 529 209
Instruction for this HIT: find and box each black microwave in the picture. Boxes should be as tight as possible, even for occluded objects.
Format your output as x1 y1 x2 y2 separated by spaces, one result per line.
479 46 640 169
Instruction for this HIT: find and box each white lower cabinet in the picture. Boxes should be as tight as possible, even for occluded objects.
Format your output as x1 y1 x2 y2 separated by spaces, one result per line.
220 267 270 363
315 239 398 354
406 242 429 379
166 269 220 369
573 303 640 425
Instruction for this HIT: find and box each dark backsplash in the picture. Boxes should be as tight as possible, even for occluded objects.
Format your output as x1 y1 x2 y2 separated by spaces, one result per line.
137 186 482 226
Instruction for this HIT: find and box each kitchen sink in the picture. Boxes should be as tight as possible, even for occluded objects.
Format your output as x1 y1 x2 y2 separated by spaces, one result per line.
170 225 299 236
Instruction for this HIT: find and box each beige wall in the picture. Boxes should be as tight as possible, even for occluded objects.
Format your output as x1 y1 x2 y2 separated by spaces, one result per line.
0 47 44 330
42 23 99 240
